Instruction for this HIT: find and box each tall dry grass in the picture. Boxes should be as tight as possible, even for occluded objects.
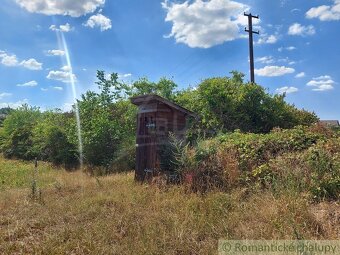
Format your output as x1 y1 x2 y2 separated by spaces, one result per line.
0 156 338 255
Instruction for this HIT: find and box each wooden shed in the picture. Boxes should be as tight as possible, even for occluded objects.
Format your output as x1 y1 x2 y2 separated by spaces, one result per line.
130 94 196 181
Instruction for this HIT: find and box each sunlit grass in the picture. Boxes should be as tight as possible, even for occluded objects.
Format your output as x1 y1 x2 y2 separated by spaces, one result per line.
0 157 57 190
0 156 338 254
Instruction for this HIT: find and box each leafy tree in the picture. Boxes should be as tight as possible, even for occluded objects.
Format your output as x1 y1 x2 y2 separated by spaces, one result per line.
77 71 136 167
175 72 318 135
131 76 177 100
0 70 319 172
32 110 78 168
0 107 12 126
0 105 41 159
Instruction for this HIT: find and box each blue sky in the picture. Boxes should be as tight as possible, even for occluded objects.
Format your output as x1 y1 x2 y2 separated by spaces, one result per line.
0 0 339 120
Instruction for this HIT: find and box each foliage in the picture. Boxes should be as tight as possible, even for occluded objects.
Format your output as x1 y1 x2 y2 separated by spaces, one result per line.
77 71 134 167
0 70 324 177
31 111 78 168
306 138 340 200
171 125 339 199
0 107 12 126
0 105 41 160
0 107 12 114
176 72 318 135
130 76 177 100
159 133 192 175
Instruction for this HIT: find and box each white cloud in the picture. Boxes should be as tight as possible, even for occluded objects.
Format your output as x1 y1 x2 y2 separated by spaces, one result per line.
288 23 315 36
278 46 296 52
118 73 132 78
162 0 249 48
255 56 275 64
255 66 295 77
47 67 77 83
17 80 38 87
60 23 72 32
62 102 74 112
307 75 335 91
53 86 63 91
295 72 306 78
276 86 299 94
61 65 71 72
20 58 43 70
286 46 297 51
41 88 48 92
0 50 42 70
1 54 19 66
84 13 112 31
0 99 29 109
257 34 278 44
15 0 105 17
278 57 289 63
233 12 260 27
306 0 340 21
47 50 65 56
49 23 73 32
0 93 12 99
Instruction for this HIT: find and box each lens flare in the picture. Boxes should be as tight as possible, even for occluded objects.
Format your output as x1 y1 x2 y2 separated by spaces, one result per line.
56 31 84 168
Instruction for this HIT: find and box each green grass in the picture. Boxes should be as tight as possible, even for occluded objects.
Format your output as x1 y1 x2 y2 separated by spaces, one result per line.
0 157 59 191
0 156 338 255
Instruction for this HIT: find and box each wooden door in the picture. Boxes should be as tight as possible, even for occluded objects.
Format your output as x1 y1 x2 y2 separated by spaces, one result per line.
136 111 157 180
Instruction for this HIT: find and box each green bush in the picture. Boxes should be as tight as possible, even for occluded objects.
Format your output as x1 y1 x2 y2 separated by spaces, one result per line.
172 126 339 199
207 126 325 172
0 107 12 127
0 105 41 160
0 71 327 180
306 138 340 200
175 72 318 135
32 111 78 168
77 72 136 167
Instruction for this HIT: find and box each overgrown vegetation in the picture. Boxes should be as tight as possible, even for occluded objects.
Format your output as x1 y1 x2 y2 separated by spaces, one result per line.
0 156 338 254
0 107 12 127
175 72 318 135
0 70 338 253
170 125 339 200
0 71 318 170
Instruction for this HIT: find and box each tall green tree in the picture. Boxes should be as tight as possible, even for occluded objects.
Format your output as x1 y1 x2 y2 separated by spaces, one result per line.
131 76 177 100
176 72 318 134
0 105 41 159
77 71 136 167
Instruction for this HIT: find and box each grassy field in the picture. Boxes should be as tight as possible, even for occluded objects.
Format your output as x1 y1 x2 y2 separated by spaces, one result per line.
0 156 339 255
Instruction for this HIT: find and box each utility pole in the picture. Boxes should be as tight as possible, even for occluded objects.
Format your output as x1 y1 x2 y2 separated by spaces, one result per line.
244 12 259 83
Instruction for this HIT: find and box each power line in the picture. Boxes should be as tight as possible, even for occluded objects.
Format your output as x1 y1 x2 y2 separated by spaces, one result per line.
244 12 259 83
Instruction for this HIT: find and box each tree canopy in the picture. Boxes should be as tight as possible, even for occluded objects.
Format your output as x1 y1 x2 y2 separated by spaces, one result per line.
0 71 318 169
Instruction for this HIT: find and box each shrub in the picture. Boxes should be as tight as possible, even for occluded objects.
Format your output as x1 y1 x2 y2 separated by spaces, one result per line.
0 105 41 160
172 126 339 197
77 72 137 168
306 138 340 200
109 138 136 173
32 111 78 168
247 137 339 201
175 72 318 135
210 126 325 172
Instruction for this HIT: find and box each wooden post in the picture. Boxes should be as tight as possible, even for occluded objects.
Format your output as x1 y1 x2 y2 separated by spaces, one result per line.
32 158 38 199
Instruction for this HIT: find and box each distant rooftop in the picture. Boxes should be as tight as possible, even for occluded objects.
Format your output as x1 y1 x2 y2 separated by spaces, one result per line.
319 120 340 127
